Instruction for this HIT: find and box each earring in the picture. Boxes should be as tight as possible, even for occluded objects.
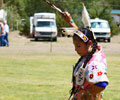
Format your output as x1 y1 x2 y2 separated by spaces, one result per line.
88 46 92 52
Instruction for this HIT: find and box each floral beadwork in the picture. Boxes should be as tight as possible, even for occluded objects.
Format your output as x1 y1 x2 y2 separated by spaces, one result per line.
92 65 97 70
89 74 94 79
98 72 103 76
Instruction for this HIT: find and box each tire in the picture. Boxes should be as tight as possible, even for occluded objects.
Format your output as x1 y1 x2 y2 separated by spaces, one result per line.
96 38 99 42
67 35 71 38
35 37 38 41
32 34 35 38
53 37 57 41
62 34 65 37
107 38 111 42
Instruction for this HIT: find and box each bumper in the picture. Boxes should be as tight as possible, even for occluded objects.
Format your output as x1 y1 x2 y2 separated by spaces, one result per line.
34 32 57 38
94 33 111 39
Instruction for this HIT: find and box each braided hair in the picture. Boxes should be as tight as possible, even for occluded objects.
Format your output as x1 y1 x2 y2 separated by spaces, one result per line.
69 28 98 97
78 28 98 68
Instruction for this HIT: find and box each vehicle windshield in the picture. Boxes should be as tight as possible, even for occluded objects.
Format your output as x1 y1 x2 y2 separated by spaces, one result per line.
91 22 110 28
36 21 55 27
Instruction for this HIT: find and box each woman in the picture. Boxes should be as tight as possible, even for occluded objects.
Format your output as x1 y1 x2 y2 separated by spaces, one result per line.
61 12 109 100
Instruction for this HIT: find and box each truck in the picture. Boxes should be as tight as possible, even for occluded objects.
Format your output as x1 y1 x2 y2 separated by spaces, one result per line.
90 18 111 42
30 13 57 41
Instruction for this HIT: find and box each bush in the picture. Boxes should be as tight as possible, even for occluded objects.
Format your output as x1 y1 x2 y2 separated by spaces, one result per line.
19 17 30 36
89 0 120 36
4 5 22 31
110 22 120 36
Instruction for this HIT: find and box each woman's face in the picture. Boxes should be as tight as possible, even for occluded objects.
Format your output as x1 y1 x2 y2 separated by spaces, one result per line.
73 36 89 56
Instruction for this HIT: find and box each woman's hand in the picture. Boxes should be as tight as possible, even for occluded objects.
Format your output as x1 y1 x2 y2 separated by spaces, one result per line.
62 12 73 23
61 12 79 29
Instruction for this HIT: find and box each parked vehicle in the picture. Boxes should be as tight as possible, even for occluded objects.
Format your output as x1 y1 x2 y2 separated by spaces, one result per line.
30 13 57 41
90 18 111 42
60 27 76 37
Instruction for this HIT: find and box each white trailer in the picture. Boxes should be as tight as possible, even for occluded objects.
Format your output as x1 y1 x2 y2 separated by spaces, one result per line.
30 13 57 41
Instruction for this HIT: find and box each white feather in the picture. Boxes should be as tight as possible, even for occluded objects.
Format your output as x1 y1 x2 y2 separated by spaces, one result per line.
82 3 91 28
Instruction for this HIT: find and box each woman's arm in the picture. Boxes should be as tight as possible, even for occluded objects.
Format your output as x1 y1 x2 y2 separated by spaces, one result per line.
61 12 79 30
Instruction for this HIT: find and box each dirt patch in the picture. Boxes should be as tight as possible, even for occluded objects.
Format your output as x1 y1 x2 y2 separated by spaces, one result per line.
0 31 120 56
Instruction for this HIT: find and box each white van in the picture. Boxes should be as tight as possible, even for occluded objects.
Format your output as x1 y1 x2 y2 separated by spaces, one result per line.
90 18 111 42
30 13 57 41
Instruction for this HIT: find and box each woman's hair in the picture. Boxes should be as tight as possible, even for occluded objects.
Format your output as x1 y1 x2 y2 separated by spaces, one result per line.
73 28 98 68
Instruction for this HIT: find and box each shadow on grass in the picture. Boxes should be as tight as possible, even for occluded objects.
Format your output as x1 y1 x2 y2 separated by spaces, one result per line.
30 39 57 42
97 39 110 43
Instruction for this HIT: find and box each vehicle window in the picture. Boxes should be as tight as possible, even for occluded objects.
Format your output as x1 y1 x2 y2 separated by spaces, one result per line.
37 21 55 27
91 22 109 28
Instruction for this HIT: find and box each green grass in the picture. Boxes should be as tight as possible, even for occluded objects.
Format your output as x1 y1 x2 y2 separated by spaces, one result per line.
104 54 120 100
0 53 120 100
0 54 77 100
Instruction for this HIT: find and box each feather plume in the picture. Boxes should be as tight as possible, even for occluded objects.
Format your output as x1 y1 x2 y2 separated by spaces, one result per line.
82 3 91 28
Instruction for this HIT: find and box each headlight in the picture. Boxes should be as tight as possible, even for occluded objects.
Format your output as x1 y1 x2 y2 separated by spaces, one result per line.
53 32 57 34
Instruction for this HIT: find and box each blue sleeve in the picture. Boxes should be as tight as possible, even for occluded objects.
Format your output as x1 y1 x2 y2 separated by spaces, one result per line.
95 82 108 88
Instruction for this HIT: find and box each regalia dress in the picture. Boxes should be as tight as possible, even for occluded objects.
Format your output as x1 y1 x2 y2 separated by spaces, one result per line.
71 46 109 100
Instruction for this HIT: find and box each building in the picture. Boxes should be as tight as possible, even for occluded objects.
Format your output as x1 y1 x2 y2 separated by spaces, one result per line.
111 9 120 24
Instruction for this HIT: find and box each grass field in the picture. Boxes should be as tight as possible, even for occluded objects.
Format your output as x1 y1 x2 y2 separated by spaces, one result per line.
0 53 77 100
0 32 120 100
0 53 120 100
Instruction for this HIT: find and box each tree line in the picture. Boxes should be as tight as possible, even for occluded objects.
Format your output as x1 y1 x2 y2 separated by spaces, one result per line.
3 0 120 36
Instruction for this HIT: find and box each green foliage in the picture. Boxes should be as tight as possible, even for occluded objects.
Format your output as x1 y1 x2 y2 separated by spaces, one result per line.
89 0 119 36
53 0 83 27
107 0 120 9
3 0 120 36
4 0 27 17
110 22 120 36
25 0 54 17
4 5 22 31
19 17 30 36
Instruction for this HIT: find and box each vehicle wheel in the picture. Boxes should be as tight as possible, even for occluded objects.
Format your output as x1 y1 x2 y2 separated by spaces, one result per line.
32 34 35 38
108 38 111 42
67 35 70 38
62 34 65 37
35 37 38 41
96 38 99 42
53 37 57 41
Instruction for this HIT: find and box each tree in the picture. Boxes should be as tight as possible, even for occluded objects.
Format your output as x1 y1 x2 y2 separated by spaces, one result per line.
3 0 120 36
107 0 120 9
88 0 119 36
3 4 22 31
4 0 27 17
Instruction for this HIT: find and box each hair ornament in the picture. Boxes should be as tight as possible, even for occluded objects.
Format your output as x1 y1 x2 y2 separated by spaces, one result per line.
74 30 89 42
